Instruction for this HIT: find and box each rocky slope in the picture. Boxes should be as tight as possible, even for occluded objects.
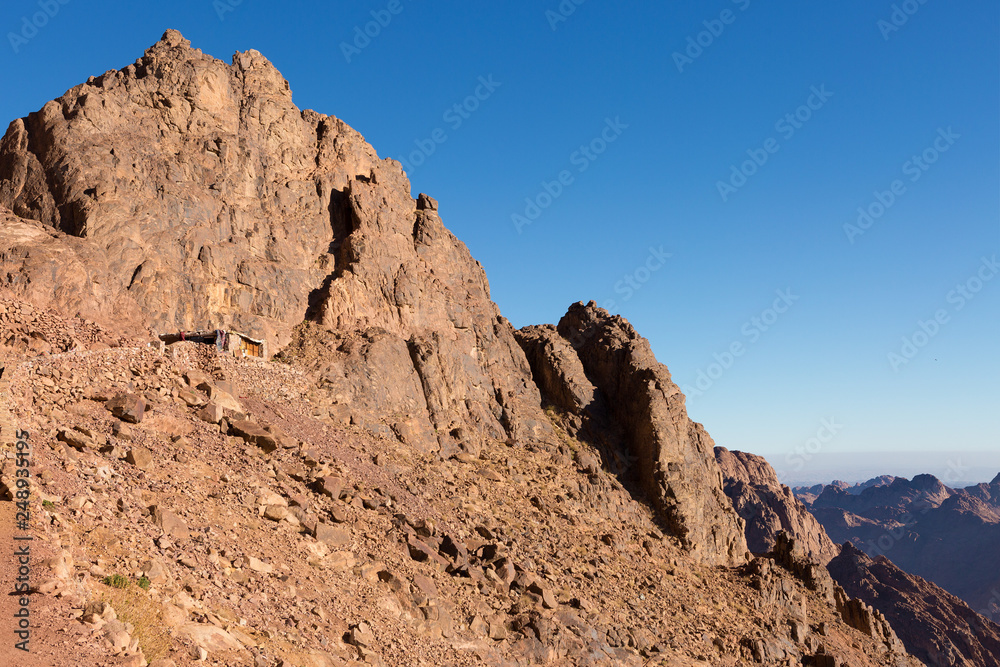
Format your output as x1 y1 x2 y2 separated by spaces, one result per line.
714 448 838 564
0 293 923 666
828 543 1000 667
0 30 932 667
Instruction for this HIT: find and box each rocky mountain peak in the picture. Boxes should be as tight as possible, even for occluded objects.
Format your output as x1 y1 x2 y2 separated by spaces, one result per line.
152 28 190 50
910 473 944 491
0 27 385 346
714 447 781 488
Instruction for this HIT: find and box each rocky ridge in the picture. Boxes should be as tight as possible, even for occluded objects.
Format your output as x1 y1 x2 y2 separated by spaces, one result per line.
828 543 1000 666
516 305 747 567
793 476 899 504
714 448 838 564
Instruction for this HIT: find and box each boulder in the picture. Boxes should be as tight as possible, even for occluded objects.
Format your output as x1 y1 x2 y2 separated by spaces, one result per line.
57 428 95 451
314 475 345 500
126 446 153 470
178 622 244 653
151 505 190 540
315 523 350 547
141 559 169 585
229 420 277 453
196 402 225 424
198 383 243 413
105 392 145 424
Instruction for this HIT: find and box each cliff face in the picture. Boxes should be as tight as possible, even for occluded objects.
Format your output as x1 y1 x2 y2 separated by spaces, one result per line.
1 29 373 343
715 447 839 564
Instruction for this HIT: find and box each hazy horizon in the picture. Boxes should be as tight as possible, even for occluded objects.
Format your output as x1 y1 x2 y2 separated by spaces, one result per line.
763 450 1000 488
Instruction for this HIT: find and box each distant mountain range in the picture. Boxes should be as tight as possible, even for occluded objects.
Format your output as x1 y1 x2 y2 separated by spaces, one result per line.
775 451 1000 489
795 473 1000 622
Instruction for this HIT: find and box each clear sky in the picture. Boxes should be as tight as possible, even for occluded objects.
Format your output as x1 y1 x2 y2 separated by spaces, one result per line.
1 1 997 480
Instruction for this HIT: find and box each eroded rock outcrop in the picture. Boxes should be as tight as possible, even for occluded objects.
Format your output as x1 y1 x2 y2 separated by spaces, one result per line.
516 302 748 566
765 533 915 665
716 447 839 564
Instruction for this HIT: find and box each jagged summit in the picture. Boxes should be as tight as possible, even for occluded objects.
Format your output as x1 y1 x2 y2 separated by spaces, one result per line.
156 28 191 49
1 28 380 345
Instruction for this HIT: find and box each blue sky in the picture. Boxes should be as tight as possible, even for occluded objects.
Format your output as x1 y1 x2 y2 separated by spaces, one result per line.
1 1 997 481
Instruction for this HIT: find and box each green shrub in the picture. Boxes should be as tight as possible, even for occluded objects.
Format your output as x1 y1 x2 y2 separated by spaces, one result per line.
102 574 130 589
137 576 151 590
